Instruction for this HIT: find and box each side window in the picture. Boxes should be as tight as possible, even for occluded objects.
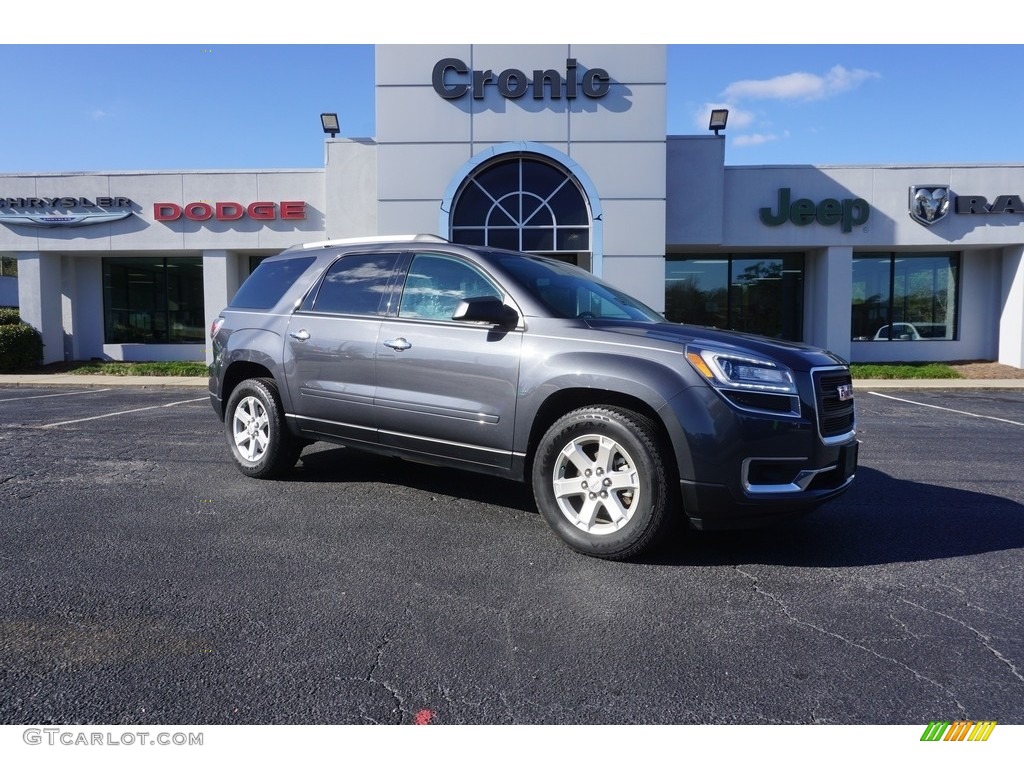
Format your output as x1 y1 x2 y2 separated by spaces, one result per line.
305 252 402 315
398 253 502 321
231 256 316 309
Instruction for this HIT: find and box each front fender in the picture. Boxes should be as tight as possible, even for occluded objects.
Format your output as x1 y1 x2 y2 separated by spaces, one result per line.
514 348 699 472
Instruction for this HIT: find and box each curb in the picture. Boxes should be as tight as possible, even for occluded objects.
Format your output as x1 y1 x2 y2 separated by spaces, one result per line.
0 375 207 388
854 379 1024 390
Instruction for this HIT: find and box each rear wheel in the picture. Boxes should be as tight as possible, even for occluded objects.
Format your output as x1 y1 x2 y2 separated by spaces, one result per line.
225 378 302 479
532 406 673 560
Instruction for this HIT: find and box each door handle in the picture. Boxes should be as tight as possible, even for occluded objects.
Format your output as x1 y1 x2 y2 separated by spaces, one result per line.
289 329 310 341
383 337 412 351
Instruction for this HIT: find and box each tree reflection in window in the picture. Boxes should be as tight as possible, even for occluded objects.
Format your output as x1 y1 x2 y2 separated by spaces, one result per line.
665 254 804 341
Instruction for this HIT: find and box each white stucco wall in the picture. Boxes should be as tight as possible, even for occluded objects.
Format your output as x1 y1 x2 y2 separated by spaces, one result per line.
71 257 104 361
0 169 328 361
718 164 1024 250
662 158 1024 364
15 253 62 364
324 139 378 239
374 43 668 309
666 136 725 247
848 248 1000 364
0 169 327 253
1000 245 1024 368
804 246 853 360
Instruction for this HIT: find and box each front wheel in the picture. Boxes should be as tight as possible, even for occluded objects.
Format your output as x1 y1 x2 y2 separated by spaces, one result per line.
224 378 302 479
531 406 674 560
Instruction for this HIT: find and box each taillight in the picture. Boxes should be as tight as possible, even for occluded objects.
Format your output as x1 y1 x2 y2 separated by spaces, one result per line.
210 316 225 339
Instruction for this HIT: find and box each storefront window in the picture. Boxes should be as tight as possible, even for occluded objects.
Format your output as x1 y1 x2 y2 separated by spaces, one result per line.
103 257 204 344
851 253 959 341
451 154 591 267
665 254 804 341
0 256 17 277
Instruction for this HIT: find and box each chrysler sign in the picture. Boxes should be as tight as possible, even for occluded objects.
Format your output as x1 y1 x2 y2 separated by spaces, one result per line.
0 196 134 228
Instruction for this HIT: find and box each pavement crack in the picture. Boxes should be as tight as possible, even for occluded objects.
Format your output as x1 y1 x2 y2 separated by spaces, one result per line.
365 632 391 683
887 611 921 640
735 566 969 716
900 598 1024 685
362 607 413 722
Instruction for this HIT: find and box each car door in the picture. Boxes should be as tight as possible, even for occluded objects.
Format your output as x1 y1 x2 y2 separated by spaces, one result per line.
284 251 403 445
374 251 523 470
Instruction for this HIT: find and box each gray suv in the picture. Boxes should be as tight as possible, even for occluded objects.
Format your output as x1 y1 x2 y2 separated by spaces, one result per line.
209 235 857 560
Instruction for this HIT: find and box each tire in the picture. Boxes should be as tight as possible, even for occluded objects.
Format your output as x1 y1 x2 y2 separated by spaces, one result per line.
531 406 673 560
224 377 302 479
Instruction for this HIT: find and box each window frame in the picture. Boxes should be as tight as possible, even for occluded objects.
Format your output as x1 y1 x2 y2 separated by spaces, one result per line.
298 251 406 318
395 251 505 324
230 255 317 311
450 154 591 258
102 256 205 345
851 252 960 342
665 252 805 342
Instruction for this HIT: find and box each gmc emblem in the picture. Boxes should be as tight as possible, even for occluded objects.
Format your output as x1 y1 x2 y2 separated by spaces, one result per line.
837 384 854 402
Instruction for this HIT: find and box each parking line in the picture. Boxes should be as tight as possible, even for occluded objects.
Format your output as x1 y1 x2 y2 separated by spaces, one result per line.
868 391 1024 427
0 388 112 403
40 397 208 428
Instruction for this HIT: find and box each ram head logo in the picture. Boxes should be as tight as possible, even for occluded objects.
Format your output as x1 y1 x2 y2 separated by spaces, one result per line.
909 185 951 226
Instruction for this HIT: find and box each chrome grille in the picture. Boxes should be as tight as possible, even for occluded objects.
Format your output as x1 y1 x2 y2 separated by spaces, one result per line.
812 368 855 440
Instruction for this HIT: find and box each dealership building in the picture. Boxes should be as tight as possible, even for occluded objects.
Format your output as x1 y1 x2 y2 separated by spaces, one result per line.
2 44 1024 368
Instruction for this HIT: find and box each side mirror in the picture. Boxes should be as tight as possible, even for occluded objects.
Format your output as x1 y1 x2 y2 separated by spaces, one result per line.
452 296 519 327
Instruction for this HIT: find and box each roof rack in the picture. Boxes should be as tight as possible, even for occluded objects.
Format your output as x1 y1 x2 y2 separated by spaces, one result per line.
298 233 450 250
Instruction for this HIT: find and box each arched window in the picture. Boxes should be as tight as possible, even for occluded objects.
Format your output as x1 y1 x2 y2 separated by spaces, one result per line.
450 155 591 268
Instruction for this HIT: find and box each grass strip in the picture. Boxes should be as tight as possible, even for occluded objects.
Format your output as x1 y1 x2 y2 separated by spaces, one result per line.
68 361 209 377
849 362 961 379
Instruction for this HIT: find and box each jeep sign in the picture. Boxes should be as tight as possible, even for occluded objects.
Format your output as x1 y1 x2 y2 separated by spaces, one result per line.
759 188 869 233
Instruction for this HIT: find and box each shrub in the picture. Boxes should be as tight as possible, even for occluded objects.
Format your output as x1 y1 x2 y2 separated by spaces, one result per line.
0 307 21 326
0 321 44 370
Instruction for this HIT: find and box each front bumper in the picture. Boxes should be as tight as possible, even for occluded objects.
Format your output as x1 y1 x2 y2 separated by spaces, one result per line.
664 368 858 530
681 440 857 530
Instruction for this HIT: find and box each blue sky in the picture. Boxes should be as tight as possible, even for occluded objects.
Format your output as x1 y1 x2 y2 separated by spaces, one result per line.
2 7 1023 173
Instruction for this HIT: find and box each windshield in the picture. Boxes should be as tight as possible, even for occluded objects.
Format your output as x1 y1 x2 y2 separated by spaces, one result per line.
497 254 664 322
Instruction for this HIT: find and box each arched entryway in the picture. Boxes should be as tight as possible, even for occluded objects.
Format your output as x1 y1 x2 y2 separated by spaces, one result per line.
440 144 602 274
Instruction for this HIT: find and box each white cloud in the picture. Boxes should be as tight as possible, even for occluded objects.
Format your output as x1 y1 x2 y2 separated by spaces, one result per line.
732 132 781 147
722 65 879 102
90 109 110 120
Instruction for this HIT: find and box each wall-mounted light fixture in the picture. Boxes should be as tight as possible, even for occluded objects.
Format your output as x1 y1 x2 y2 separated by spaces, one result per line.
320 113 340 138
709 109 729 135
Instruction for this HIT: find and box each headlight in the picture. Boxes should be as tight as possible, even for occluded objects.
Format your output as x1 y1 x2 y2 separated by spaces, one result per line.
686 345 796 394
685 344 800 416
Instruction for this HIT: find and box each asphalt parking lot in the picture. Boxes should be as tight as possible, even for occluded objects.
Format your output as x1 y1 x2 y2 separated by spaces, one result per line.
0 385 1022 726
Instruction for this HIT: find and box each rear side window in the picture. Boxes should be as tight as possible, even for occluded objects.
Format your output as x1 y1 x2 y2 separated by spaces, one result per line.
230 256 316 309
305 252 403 315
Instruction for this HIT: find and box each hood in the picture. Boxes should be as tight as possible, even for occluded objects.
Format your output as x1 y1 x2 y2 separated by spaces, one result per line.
584 319 849 371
